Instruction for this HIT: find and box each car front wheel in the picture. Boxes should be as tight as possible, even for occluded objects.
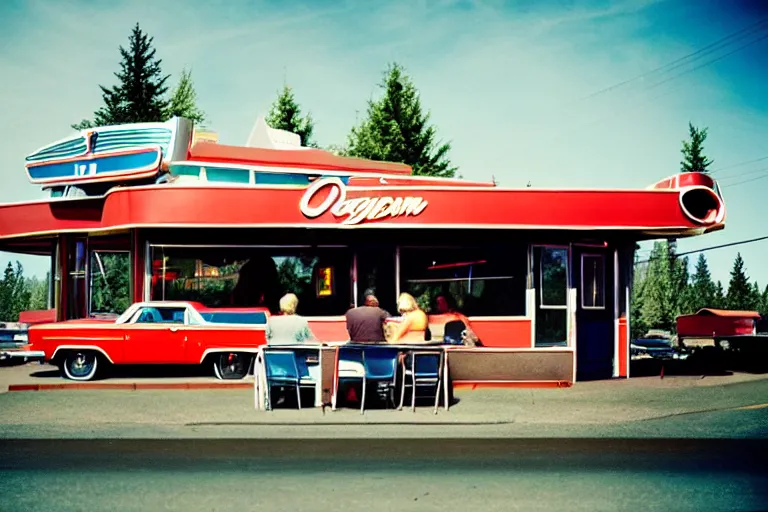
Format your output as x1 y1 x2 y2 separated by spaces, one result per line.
213 352 250 380
61 351 100 381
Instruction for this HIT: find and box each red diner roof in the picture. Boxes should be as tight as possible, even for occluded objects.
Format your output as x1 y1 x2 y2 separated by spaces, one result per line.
189 142 413 175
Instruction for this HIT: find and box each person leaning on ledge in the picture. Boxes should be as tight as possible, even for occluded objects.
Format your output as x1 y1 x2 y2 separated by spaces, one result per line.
266 293 317 345
345 293 390 343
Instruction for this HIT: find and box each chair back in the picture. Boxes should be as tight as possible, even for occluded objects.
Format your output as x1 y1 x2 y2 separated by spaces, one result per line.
412 352 441 378
264 350 299 380
443 320 467 345
362 347 399 380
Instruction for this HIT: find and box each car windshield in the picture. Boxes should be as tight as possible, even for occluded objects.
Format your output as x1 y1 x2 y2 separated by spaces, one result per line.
200 312 268 325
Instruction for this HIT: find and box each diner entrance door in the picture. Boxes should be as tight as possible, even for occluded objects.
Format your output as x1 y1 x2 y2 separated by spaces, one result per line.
573 247 615 381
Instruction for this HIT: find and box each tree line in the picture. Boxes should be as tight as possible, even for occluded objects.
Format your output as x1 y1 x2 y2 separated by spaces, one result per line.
0 262 48 323
71 23 455 178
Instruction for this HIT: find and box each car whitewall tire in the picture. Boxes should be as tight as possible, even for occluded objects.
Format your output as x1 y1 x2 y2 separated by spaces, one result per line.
62 351 99 381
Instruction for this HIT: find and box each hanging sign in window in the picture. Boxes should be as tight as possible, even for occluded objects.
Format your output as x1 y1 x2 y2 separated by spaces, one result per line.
316 266 334 297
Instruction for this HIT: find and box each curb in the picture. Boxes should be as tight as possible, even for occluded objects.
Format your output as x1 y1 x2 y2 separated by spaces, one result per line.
7 382 254 392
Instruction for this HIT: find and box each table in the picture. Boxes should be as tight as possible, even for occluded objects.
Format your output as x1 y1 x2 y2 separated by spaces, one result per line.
255 342 451 412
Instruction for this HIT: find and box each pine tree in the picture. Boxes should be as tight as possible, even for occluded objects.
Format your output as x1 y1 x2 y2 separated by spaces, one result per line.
689 253 717 311
0 262 17 321
760 285 768 316
346 63 457 177
726 253 752 310
749 281 762 311
640 241 675 331
630 263 648 339
680 122 713 173
265 84 316 147
670 254 691 318
714 281 726 308
164 69 205 124
72 23 170 129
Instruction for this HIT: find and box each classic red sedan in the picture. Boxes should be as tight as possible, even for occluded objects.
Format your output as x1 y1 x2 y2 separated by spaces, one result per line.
27 301 270 381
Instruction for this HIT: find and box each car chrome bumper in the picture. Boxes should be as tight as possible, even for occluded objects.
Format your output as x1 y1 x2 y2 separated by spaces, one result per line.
0 350 46 362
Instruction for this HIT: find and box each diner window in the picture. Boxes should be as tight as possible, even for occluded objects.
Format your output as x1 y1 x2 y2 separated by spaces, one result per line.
533 246 569 347
205 167 250 184
169 164 202 179
89 251 131 315
399 245 528 317
581 254 605 309
149 246 352 316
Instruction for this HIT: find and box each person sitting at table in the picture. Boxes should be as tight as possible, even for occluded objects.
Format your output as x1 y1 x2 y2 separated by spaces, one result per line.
388 292 430 344
434 292 481 346
345 293 391 343
266 293 316 345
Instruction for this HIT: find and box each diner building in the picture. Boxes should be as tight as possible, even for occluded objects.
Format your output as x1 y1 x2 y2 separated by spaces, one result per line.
0 116 727 384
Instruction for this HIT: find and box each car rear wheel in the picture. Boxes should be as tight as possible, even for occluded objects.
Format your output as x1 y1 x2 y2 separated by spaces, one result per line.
213 352 250 380
61 351 100 381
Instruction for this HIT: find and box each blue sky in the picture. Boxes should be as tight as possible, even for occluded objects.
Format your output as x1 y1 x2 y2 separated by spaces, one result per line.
0 0 767 289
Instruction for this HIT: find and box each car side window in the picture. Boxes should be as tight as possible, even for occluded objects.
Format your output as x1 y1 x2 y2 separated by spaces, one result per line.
132 307 187 324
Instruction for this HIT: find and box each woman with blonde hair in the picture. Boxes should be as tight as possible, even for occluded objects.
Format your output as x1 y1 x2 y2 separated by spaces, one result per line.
388 292 429 343
266 293 316 345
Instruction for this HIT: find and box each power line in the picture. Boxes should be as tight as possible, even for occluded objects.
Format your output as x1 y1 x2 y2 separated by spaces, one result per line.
721 169 768 188
712 155 768 174
718 165 768 182
572 17 768 103
635 235 768 265
638 31 768 95
532 28 768 148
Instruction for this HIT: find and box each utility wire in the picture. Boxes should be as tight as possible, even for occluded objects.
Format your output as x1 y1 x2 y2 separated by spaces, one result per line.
571 17 768 103
722 169 768 188
712 155 768 174
635 235 768 265
718 165 768 183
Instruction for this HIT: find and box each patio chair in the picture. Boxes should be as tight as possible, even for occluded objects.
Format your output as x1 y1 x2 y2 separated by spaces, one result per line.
334 346 365 412
263 349 316 410
360 347 400 413
399 350 445 414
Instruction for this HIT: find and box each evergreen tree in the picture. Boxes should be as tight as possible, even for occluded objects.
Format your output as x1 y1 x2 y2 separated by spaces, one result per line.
265 84 316 147
72 23 170 129
164 68 205 124
27 274 49 311
639 241 675 331
0 262 31 322
714 281 726 309
760 285 768 316
680 122 713 173
749 281 762 311
0 262 17 321
670 254 691 318
630 263 648 339
689 253 717 311
726 253 752 310
345 63 457 177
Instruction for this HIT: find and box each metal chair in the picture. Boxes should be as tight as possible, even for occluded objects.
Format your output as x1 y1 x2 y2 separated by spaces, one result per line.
399 350 445 414
263 349 316 410
334 346 366 413
361 347 400 413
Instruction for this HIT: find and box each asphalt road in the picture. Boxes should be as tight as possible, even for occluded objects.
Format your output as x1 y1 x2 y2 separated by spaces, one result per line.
1 438 766 512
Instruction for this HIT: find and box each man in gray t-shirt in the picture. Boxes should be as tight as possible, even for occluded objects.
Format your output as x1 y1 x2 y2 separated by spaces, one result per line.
345 294 390 343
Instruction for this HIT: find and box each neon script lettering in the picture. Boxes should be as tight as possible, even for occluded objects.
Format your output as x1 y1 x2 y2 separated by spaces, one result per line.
299 177 428 225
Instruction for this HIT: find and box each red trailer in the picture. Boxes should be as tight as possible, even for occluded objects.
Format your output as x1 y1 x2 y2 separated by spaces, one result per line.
677 309 760 340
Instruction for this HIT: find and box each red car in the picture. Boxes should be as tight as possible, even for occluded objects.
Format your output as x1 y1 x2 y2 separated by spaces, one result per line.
27 301 270 381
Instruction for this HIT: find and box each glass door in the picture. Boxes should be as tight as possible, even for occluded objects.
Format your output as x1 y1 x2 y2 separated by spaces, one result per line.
533 246 569 347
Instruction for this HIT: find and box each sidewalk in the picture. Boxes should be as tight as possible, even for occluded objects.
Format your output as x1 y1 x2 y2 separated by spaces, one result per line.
0 363 766 438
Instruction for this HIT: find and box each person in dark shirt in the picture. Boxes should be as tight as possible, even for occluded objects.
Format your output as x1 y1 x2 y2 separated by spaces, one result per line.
345 294 390 343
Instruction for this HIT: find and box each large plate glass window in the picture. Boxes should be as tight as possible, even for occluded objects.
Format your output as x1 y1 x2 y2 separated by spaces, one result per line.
533 246 569 346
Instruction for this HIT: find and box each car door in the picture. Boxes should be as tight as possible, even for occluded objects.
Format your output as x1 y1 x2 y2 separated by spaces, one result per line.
123 306 188 364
